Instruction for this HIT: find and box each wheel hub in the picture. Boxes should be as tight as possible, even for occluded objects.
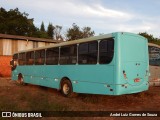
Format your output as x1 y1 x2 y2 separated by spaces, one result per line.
63 84 69 95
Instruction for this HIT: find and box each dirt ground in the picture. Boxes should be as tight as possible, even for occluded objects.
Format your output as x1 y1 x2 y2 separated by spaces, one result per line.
0 77 160 120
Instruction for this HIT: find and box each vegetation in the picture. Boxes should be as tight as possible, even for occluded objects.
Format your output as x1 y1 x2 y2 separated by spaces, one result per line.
66 23 95 40
0 7 94 41
139 32 160 45
47 23 54 39
0 7 38 37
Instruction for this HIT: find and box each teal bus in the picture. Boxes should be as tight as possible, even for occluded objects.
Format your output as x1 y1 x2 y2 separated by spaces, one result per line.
10 32 149 97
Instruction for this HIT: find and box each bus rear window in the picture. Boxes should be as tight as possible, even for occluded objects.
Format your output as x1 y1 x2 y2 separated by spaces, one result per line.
99 38 114 64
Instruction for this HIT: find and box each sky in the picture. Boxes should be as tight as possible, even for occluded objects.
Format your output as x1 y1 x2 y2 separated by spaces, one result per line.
1 0 160 38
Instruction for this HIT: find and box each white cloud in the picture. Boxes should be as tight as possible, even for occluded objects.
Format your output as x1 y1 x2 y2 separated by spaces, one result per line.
14 0 132 20
89 4 132 19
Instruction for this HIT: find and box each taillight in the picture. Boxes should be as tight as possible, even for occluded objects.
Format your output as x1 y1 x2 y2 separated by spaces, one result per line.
134 78 140 82
123 70 127 80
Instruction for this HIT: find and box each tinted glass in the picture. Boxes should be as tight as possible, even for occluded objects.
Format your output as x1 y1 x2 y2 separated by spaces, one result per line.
99 38 114 64
78 41 98 64
60 45 77 65
13 54 18 60
46 48 59 65
26 51 34 65
149 46 160 66
18 53 26 65
35 50 45 65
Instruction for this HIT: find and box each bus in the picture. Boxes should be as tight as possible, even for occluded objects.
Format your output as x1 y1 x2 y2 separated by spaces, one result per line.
148 43 160 86
10 32 149 97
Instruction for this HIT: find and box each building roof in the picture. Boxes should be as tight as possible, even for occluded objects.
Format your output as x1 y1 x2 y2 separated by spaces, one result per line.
148 43 160 48
0 33 62 43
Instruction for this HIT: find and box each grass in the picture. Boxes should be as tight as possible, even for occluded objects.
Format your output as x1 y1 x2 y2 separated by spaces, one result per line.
79 94 99 104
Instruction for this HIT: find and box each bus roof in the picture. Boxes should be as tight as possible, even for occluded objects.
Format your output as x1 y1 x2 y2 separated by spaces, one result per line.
14 33 113 54
14 32 144 54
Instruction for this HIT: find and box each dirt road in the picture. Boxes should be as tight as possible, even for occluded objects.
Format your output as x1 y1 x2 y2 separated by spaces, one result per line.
0 77 160 119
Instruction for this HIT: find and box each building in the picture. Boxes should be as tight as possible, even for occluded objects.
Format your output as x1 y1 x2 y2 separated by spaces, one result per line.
0 33 60 77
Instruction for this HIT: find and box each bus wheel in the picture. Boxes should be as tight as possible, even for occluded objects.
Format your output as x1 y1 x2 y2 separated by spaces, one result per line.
61 78 73 97
18 74 25 85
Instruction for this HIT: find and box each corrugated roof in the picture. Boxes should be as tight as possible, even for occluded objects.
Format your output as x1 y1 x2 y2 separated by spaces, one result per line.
148 43 160 48
0 33 62 43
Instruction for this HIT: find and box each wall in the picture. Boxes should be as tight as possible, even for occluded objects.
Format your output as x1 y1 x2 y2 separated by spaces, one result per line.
0 39 55 56
0 55 12 77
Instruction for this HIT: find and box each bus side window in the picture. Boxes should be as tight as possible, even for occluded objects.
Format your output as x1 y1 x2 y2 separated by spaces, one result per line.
99 38 114 64
18 53 26 65
78 43 88 64
78 41 98 64
60 45 77 65
26 51 34 65
35 50 45 65
46 47 59 65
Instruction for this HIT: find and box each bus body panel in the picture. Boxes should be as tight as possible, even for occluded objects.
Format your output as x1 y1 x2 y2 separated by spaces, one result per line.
12 64 115 95
114 32 149 95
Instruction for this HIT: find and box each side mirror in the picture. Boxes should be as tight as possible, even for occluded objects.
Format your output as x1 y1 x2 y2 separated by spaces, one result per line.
10 59 17 71
10 59 14 67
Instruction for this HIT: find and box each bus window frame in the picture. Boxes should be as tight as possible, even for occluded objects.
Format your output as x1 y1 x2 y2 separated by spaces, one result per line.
46 47 59 65
26 51 35 65
35 49 45 65
60 44 77 65
99 38 114 64
18 52 26 66
78 41 98 64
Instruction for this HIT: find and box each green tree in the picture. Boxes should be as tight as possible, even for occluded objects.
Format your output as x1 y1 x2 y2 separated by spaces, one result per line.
139 32 155 42
66 23 94 41
82 26 95 38
47 23 54 39
0 7 38 36
0 8 7 33
38 21 48 38
66 23 81 40
139 32 160 45
40 21 45 32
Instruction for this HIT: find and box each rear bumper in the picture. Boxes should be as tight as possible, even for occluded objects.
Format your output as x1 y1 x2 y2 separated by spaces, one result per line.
114 82 149 95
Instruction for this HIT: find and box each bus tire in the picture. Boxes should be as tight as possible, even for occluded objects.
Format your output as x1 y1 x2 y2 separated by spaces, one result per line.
61 78 74 97
18 73 26 85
